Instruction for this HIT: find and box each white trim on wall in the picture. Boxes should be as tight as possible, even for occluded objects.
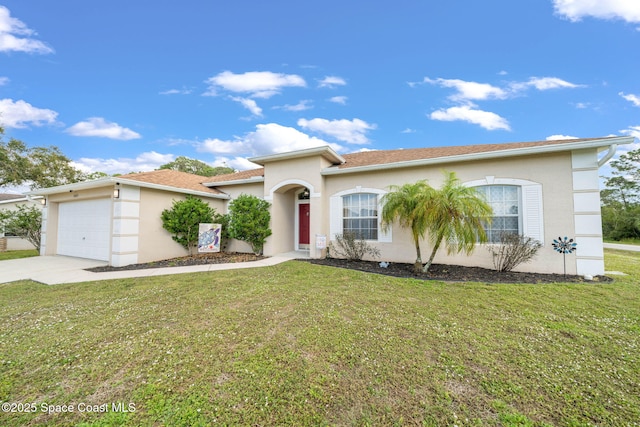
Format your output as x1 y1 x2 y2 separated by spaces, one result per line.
571 149 605 277
111 185 140 267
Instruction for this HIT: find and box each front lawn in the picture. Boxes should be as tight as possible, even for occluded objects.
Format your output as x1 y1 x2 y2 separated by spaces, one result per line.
1 250 638 426
0 249 38 261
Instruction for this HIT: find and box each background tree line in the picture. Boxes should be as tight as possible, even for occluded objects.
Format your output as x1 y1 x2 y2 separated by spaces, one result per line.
601 147 640 241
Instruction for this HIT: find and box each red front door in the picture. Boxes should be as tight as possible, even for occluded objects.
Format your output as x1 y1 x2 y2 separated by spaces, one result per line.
299 203 310 245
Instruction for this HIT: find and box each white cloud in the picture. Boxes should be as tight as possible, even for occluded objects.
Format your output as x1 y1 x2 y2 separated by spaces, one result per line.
318 76 347 88
546 134 579 140
417 75 581 130
204 71 306 98
516 77 581 91
0 98 58 128
620 92 640 107
401 128 416 134
429 105 511 131
620 125 640 139
0 6 53 54
420 76 581 102
553 0 640 23
230 96 263 117
159 88 192 95
277 100 313 112
75 151 175 174
196 123 342 158
65 117 141 140
423 77 508 101
329 96 348 105
208 156 260 172
0 76 8 85
297 118 376 144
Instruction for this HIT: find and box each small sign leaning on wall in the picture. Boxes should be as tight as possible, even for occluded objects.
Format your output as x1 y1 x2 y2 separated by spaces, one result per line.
198 223 222 253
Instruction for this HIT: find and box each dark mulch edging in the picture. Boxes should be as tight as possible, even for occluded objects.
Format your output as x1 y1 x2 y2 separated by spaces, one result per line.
86 251 612 284
86 252 265 272
302 258 613 284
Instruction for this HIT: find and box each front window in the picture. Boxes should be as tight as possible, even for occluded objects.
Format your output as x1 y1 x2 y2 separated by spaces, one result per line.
343 193 378 240
476 185 521 242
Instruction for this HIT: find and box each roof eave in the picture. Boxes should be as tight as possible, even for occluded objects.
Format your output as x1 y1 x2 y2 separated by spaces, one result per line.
27 177 230 199
249 145 345 166
204 176 265 187
322 136 634 176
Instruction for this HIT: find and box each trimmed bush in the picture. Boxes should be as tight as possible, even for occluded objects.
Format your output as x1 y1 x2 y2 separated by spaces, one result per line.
488 232 542 272
328 231 381 261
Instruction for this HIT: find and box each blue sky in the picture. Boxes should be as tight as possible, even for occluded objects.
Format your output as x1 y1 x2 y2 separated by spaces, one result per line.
1 0 639 178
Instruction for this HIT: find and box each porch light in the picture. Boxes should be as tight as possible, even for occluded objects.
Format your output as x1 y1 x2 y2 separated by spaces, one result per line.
40 198 47 206
113 188 120 199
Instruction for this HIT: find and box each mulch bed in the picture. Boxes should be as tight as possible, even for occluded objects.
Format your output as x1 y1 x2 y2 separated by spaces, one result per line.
86 252 265 272
303 258 613 284
87 252 612 284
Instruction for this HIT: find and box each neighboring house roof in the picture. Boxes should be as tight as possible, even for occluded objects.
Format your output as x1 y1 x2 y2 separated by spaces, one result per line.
0 194 24 202
0 194 43 205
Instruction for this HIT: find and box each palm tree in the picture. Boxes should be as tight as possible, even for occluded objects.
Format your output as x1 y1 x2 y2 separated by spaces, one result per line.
381 180 435 273
381 172 492 274
422 171 492 272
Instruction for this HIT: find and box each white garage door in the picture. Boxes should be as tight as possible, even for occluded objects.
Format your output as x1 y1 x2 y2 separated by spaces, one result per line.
57 198 111 261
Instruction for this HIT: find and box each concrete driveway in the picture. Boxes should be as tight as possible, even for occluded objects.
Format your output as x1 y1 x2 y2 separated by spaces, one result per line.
0 256 108 285
603 243 640 252
0 252 302 285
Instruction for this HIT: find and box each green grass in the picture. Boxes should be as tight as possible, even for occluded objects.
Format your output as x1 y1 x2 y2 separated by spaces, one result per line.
1 249 639 426
0 249 38 261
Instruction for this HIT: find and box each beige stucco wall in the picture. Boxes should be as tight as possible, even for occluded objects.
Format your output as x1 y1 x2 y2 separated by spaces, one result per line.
258 156 332 257
136 188 226 263
322 152 578 274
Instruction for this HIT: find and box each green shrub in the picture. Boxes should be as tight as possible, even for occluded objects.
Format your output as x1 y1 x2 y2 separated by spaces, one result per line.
160 195 218 254
227 194 272 255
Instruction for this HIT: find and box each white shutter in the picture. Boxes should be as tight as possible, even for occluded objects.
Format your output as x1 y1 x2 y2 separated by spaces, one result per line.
329 194 343 240
521 184 544 244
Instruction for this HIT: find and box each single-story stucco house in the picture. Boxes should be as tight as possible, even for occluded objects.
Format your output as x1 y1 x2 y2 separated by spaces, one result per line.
0 194 43 251
28 136 633 277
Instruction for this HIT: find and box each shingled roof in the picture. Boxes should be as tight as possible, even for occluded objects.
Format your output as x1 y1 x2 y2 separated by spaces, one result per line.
203 137 623 185
118 169 224 195
336 137 613 170
204 167 265 183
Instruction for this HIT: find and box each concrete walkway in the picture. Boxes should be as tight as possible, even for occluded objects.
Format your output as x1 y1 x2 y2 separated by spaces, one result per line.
0 252 307 285
603 242 640 252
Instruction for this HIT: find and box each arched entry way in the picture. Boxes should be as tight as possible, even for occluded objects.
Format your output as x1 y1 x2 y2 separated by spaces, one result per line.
266 179 316 255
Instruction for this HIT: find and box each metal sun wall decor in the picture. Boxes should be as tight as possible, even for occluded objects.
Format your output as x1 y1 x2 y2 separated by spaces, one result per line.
552 236 577 275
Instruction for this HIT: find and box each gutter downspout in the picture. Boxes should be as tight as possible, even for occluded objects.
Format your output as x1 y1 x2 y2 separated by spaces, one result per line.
597 144 617 167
